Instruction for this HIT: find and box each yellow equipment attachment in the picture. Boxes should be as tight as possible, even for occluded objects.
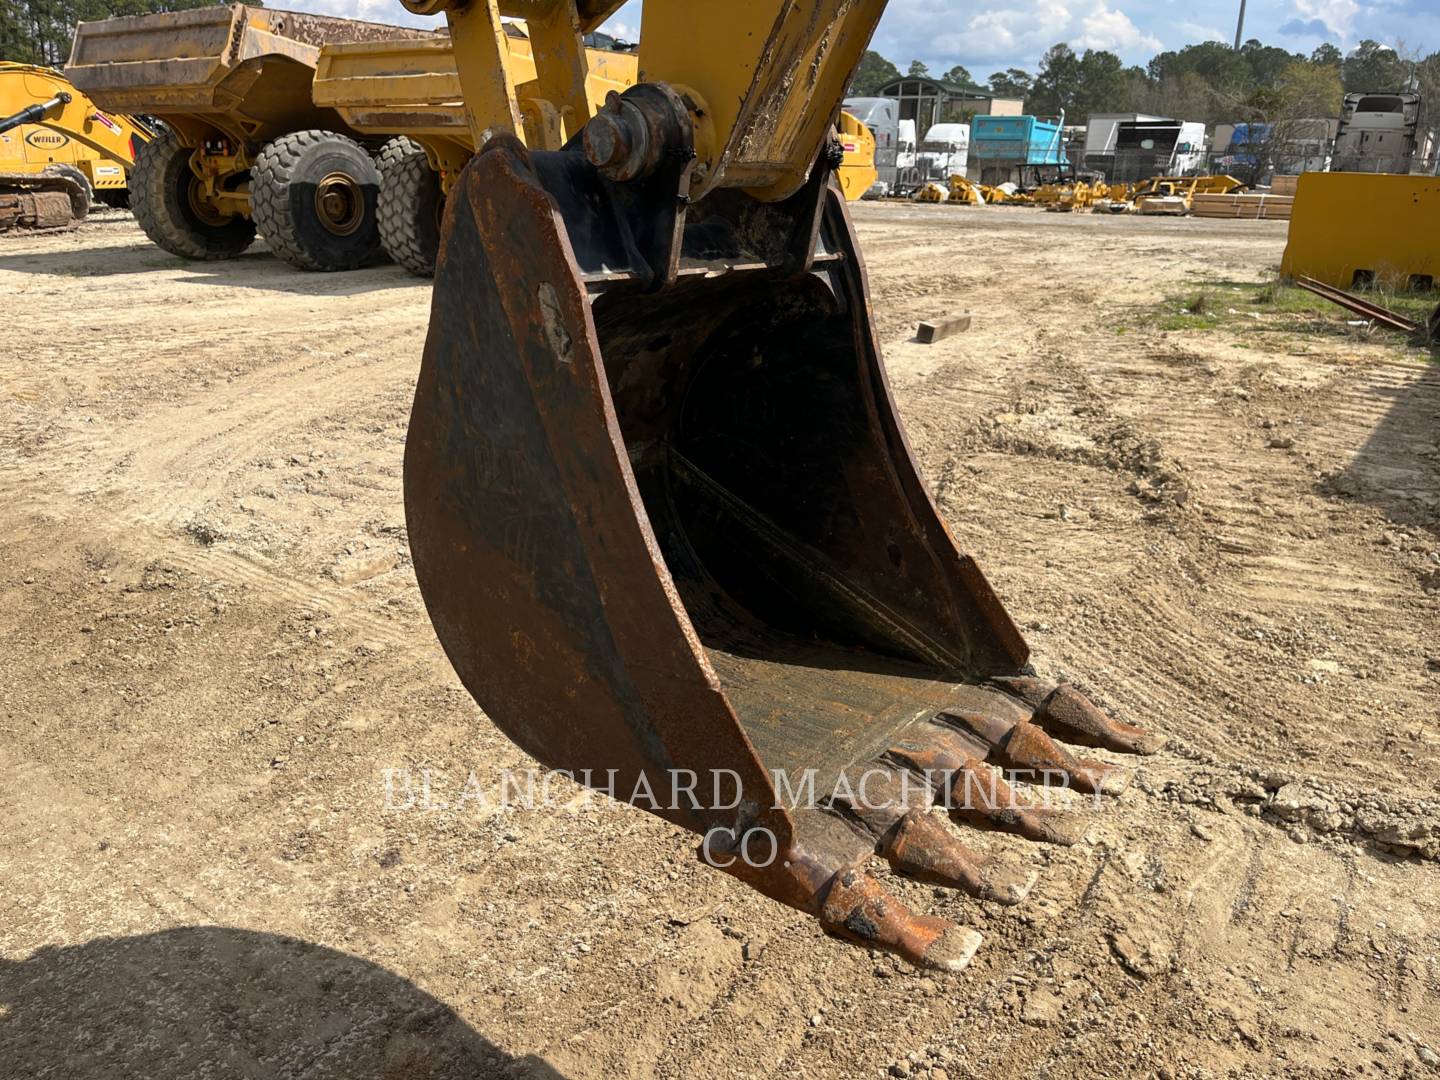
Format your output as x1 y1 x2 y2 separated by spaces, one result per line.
1131 174 1244 215
402 0 1163 972
1280 172 1439 292
1096 181 1133 212
312 29 637 274
1048 181 1106 212
945 175 985 205
982 183 1028 205
913 180 949 203
0 62 154 229
835 110 876 202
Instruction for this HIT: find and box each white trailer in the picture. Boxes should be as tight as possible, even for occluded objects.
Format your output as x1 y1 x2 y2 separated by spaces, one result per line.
1083 112 1166 175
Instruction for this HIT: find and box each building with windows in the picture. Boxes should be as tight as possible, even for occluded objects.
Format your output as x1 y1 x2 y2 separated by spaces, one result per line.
873 76 1023 139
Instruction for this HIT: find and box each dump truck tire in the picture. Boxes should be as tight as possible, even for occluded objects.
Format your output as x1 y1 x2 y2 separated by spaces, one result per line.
376 137 442 277
252 130 380 272
130 132 256 260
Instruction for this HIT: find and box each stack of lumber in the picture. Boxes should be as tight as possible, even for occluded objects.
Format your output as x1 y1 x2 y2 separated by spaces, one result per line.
1269 174 1300 196
1191 192 1294 220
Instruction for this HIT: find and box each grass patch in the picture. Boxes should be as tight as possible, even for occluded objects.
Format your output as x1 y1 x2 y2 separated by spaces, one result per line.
1148 278 1437 346
1156 288 1221 330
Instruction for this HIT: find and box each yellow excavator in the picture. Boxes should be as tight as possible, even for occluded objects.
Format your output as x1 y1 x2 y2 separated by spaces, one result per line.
400 0 1163 971
0 62 153 230
836 109 877 201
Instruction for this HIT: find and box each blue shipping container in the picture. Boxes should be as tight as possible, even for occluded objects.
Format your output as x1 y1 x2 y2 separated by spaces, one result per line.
971 115 1067 167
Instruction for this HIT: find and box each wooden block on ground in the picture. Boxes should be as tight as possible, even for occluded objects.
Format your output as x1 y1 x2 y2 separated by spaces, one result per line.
916 313 972 343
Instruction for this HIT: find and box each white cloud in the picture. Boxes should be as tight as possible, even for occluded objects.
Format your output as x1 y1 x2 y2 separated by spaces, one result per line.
1290 0 1362 37
267 0 440 30
1178 21 1228 43
596 2 642 43
962 0 1076 60
865 0 1166 69
1075 3 1162 52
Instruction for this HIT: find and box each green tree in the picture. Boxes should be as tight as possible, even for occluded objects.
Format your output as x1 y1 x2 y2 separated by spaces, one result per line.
850 49 901 95
2 0 222 68
1030 43 1081 116
1413 50 1440 134
940 63 972 87
1074 48 1126 117
1240 40 1304 87
1310 43 1342 68
1342 40 1408 92
987 68 1033 98
907 59 930 78
1149 41 1253 96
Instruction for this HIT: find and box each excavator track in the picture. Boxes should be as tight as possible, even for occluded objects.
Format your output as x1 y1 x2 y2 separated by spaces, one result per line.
0 173 88 230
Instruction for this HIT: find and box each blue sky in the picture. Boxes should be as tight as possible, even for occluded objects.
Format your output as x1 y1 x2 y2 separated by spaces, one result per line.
303 1 1437 77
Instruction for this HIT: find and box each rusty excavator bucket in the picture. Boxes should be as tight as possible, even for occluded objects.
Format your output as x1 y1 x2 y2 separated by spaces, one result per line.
403 0 1163 971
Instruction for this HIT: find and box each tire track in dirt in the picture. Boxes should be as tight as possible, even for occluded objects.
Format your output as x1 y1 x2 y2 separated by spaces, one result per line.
4 207 1438 1080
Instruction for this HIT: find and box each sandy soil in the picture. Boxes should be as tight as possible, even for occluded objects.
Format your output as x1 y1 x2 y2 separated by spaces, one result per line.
1 203 1438 1080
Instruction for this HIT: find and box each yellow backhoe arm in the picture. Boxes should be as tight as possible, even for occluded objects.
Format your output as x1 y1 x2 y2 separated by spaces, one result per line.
402 0 1163 971
0 63 151 169
429 0 880 200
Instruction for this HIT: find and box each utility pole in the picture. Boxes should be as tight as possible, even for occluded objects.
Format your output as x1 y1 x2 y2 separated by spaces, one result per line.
1233 0 1247 49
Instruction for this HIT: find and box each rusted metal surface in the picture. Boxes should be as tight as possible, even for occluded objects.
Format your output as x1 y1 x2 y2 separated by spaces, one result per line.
405 94 1165 968
1293 274 1422 335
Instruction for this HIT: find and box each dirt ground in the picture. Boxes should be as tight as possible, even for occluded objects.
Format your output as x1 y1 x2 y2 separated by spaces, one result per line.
1 202 1438 1080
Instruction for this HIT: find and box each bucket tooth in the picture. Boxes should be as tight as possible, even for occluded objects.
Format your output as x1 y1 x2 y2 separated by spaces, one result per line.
826 767 1038 904
943 758 1087 846
819 870 982 973
878 809 1038 904
886 733 1085 847
938 711 1131 796
990 676 1167 755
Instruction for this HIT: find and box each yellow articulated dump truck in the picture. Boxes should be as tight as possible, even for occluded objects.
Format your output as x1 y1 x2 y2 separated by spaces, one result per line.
0 62 154 230
313 28 637 275
66 4 426 269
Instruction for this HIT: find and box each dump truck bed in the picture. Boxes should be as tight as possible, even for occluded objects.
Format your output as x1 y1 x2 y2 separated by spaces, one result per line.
313 33 636 145
67 5 424 146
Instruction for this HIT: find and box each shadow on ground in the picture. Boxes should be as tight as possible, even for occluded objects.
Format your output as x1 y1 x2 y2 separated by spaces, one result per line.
0 926 565 1079
0 242 418 295
1326 352 1440 548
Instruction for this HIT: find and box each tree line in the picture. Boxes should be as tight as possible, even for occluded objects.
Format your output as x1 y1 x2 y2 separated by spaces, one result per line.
4 0 1435 139
2 0 225 67
852 38 1440 134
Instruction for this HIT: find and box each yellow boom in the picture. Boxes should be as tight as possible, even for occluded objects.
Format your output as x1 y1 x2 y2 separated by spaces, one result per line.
0 62 153 227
